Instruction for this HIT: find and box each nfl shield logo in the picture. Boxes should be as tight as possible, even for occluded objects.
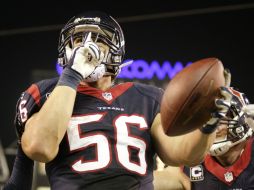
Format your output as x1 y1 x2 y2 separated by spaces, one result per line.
102 92 113 101
224 172 234 182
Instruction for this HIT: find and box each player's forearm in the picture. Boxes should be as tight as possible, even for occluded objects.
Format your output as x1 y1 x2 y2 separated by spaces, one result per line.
152 121 215 166
21 86 76 162
175 129 215 166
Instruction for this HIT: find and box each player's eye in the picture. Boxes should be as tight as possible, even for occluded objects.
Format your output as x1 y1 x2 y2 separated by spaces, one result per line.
74 37 82 45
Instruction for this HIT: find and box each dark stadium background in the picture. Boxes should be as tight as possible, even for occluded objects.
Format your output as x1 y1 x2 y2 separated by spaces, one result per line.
0 0 254 188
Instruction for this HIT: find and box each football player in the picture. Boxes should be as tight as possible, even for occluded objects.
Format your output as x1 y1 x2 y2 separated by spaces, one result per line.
154 87 254 190
3 11 232 190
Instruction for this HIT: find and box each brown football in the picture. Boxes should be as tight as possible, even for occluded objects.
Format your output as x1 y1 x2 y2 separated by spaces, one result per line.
160 57 225 136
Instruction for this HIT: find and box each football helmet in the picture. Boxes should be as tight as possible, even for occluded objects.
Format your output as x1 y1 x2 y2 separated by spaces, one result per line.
58 11 125 77
209 87 253 156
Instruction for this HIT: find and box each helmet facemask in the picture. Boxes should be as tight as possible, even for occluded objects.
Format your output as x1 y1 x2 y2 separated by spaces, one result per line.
58 12 125 78
209 88 253 156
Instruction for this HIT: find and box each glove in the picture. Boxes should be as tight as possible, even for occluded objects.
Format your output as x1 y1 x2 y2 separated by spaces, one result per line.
57 32 105 89
223 68 231 87
66 32 105 79
200 86 233 134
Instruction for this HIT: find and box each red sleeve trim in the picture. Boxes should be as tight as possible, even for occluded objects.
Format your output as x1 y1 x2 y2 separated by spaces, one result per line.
26 84 41 106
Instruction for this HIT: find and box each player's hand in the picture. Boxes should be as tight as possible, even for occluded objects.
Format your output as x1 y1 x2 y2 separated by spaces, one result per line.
214 86 234 117
223 68 231 87
58 32 106 89
65 32 105 81
200 86 235 134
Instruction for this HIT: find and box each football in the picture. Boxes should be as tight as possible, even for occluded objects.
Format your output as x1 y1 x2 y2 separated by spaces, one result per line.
160 57 225 136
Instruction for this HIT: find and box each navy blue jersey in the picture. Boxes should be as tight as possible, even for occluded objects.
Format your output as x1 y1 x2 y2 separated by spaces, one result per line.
183 138 254 190
15 78 164 190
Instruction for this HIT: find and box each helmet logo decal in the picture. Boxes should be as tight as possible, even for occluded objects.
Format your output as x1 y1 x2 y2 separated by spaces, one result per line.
74 17 101 23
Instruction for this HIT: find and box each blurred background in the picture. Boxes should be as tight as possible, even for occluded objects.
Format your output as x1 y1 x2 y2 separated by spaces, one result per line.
0 0 254 189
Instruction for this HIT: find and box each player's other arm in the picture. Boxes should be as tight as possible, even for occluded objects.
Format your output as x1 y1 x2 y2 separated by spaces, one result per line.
151 113 215 166
152 70 232 166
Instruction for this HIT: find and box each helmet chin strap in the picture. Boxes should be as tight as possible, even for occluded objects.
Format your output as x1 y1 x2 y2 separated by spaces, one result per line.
209 141 232 156
83 64 106 82
83 59 133 82
103 59 134 77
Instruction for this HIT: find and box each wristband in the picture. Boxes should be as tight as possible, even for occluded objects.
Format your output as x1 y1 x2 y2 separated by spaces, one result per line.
199 116 219 134
57 67 83 90
199 124 218 134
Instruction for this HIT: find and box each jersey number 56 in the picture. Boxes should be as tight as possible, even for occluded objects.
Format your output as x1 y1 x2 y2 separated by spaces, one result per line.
67 113 148 175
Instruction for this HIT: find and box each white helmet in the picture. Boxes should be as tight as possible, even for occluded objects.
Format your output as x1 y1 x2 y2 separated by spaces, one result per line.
209 87 253 156
58 11 126 78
